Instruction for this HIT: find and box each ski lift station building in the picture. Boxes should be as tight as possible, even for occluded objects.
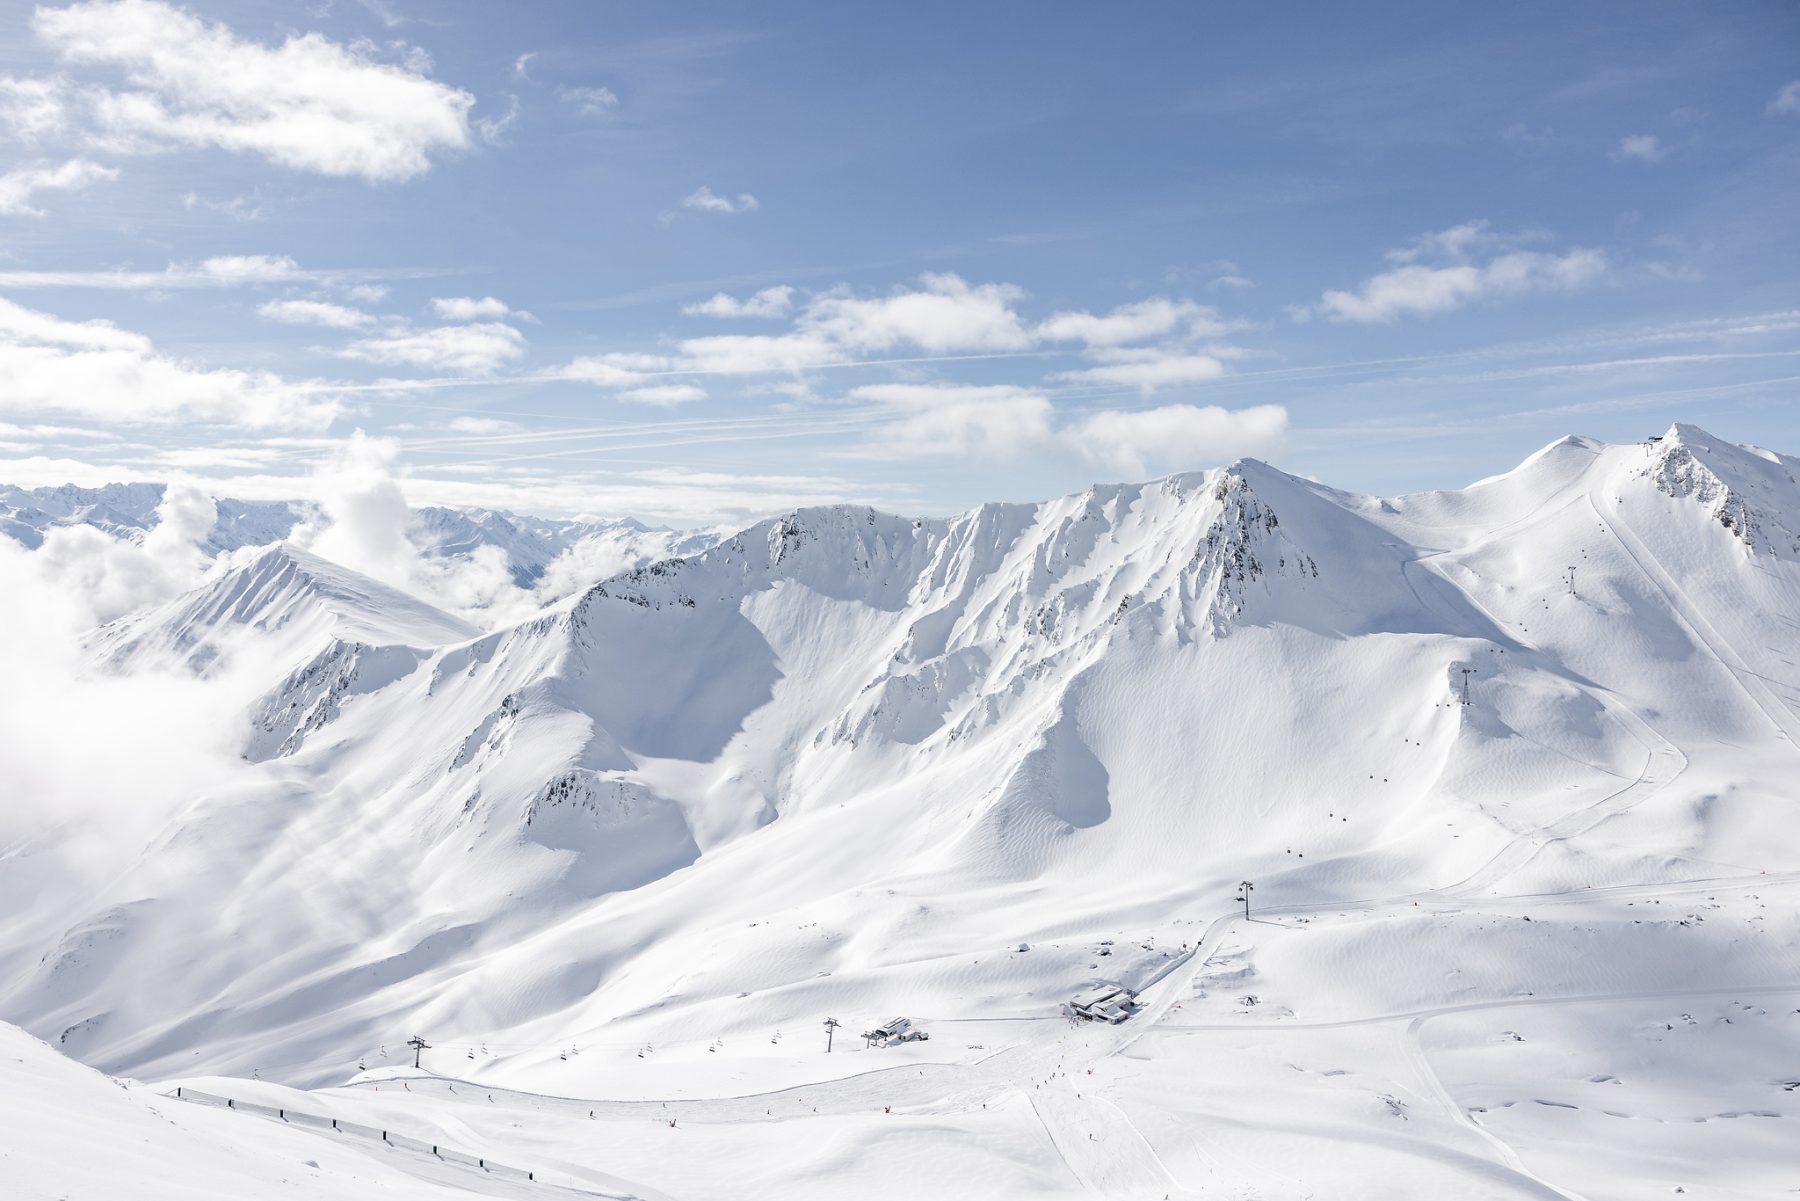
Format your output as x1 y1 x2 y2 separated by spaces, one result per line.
1069 984 1138 1024
863 1017 928 1045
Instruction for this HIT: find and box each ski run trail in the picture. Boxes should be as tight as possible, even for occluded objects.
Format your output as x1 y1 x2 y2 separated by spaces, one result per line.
6 423 1800 1199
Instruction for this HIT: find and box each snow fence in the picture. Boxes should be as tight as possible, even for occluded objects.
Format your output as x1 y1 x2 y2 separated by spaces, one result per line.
165 1085 545 1184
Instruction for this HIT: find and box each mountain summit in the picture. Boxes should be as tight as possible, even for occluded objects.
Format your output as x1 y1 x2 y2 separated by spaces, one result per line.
5 427 1798 1128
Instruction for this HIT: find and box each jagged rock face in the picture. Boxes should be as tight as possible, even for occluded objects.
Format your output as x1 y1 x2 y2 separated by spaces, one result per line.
568 559 700 623
247 641 429 760
1641 427 1800 556
1187 472 1319 635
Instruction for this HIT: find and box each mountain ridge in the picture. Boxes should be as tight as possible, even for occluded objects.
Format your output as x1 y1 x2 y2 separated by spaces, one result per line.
3 423 1797 1120
0 480 722 592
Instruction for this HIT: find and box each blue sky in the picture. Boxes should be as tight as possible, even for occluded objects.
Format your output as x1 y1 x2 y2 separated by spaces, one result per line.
1 0 1797 524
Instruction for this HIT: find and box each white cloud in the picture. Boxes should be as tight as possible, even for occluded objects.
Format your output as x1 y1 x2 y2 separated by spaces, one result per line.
0 254 343 290
344 283 389 304
1317 251 1605 323
1056 347 1230 390
0 157 117 215
339 321 525 374
1037 298 1233 347
0 421 112 442
150 445 291 470
852 383 1054 459
474 93 520 145
1768 81 1800 116
512 52 537 82
191 253 304 284
559 85 619 119
557 275 1252 406
1036 298 1245 392
805 273 1031 353
1386 220 1497 264
659 332 837 375
257 298 374 329
1065 403 1287 476
556 351 669 386
618 384 706 405
848 381 1285 475
182 189 263 221
430 295 514 321
0 296 146 351
0 295 339 428
683 285 795 319
0 75 69 141
1612 133 1666 163
0 486 279 877
1311 222 1606 324
560 274 1043 391
28 0 474 182
445 415 523 435
291 431 520 621
682 185 758 214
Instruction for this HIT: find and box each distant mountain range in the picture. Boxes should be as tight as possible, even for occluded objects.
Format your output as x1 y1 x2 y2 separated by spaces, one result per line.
0 481 719 588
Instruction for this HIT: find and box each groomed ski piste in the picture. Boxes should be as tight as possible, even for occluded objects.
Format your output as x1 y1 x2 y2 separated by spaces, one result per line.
4 423 1799 1199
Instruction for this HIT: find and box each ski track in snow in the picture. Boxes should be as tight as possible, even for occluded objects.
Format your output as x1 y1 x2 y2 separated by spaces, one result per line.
1597 491 1800 749
332 871 1795 1198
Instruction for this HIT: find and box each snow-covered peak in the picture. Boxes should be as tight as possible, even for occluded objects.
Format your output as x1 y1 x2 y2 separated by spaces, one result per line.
1 482 723 603
1635 423 1800 554
409 505 714 587
99 542 478 675
0 481 300 553
14 420 1800 1134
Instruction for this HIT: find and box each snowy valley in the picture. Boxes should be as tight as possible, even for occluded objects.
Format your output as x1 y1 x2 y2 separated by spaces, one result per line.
4 422 1799 1200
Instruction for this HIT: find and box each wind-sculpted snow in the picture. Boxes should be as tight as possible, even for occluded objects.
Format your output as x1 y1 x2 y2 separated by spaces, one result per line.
4 424 1800 1201
99 543 479 676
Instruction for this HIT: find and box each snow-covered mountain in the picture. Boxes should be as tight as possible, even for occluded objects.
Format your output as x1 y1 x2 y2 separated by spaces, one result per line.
0 481 301 555
410 506 719 587
99 543 479 671
5 423 1799 1200
0 482 718 590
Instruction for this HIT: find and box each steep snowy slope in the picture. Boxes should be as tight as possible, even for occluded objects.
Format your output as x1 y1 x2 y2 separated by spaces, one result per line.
97 543 479 673
90 544 484 763
7 424 1795 1076
5 423 1799 1200
0 1020 645 1200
